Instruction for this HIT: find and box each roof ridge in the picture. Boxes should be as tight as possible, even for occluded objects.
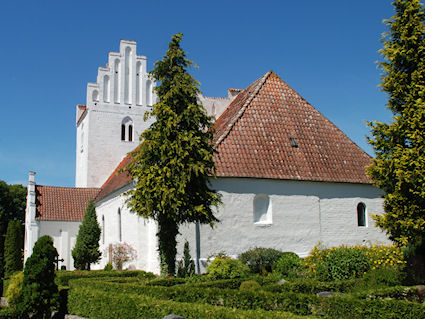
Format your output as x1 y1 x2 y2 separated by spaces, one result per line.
37 185 100 190
214 71 273 148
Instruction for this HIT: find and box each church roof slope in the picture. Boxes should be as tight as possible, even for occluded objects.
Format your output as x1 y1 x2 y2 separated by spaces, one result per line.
97 71 373 201
96 155 133 201
35 186 100 221
213 71 372 183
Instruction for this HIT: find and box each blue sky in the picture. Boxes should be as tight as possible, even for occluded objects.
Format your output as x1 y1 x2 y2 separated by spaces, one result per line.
0 0 394 187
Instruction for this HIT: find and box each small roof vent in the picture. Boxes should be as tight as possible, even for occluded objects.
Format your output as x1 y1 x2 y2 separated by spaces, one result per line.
290 137 298 148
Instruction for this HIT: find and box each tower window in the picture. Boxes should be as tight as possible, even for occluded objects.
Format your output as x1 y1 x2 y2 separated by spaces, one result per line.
357 202 366 227
121 117 133 142
121 124 126 141
128 125 133 142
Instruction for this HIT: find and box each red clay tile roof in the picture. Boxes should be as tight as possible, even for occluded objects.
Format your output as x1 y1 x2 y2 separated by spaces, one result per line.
36 185 100 221
76 104 87 125
96 155 133 201
213 71 372 183
96 71 372 201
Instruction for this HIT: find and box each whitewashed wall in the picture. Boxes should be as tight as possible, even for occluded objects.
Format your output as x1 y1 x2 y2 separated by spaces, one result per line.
94 184 160 273
93 177 389 274
75 40 156 188
38 221 81 270
176 178 389 273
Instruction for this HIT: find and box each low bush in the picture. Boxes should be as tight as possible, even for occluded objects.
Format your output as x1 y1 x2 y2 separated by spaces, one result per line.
207 257 249 279
304 245 370 281
238 247 284 274
264 278 360 294
240 280 261 291
145 277 187 287
103 262 113 271
274 252 300 277
5 272 23 308
55 270 146 286
68 284 313 319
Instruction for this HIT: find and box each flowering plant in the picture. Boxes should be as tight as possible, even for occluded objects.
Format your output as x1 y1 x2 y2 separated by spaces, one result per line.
111 242 137 270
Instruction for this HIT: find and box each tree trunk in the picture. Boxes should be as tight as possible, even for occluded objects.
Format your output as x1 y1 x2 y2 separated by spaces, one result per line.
157 214 179 275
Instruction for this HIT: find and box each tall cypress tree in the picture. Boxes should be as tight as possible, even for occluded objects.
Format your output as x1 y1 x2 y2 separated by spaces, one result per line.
368 0 425 246
4 220 23 278
72 200 101 270
19 235 59 318
125 33 221 275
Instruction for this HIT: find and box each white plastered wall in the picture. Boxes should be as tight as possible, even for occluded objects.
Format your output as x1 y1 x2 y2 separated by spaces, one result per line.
176 178 389 273
38 221 81 270
75 40 156 188
93 184 160 273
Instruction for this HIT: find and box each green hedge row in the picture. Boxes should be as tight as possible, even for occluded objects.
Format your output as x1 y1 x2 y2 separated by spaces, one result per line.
352 286 422 302
68 286 312 319
320 296 425 319
55 270 151 286
264 278 360 294
69 278 425 318
70 279 318 315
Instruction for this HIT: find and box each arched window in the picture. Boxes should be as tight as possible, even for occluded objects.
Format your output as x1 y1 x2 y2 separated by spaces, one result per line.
136 61 142 105
118 208 122 242
121 124 126 141
103 75 110 103
357 202 366 227
253 194 272 224
102 215 105 244
128 125 133 142
114 59 121 103
124 47 132 104
146 80 152 106
92 90 99 102
121 117 133 142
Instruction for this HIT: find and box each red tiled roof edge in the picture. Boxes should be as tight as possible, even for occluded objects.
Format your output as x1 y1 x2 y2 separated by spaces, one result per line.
215 71 272 148
76 105 87 125
35 185 100 221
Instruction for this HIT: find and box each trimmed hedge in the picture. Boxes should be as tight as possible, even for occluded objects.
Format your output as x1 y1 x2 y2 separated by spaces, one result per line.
68 286 313 319
70 279 318 315
264 278 360 294
68 278 425 318
320 296 425 319
55 270 150 286
352 286 422 302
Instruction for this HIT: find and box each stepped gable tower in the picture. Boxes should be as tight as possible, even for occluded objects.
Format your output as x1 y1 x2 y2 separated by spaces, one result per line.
75 40 157 188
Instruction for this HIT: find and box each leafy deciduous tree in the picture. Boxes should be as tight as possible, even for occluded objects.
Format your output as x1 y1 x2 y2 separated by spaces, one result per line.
368 0 425 246
125 33 221 275
72 200 101 270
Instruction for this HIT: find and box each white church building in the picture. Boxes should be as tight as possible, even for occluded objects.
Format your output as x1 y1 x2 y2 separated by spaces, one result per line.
24 40 389 272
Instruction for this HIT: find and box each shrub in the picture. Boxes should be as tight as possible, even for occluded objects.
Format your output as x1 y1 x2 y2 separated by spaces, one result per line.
238 247 284 274
176 240 195 278
18 235 59 317
207 257 249 279
55 270 143 286
103 262 113 271
304 245 370 281
5 272 23 308
274 252 300 277
110 242 137 270
239 280 260 291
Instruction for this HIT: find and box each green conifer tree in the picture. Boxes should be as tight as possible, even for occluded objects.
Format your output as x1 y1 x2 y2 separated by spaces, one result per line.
4 220 23 278
125 33 221 275
72 200 101 270
368 0 425 246
19 235 59 318
177 240 195 278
